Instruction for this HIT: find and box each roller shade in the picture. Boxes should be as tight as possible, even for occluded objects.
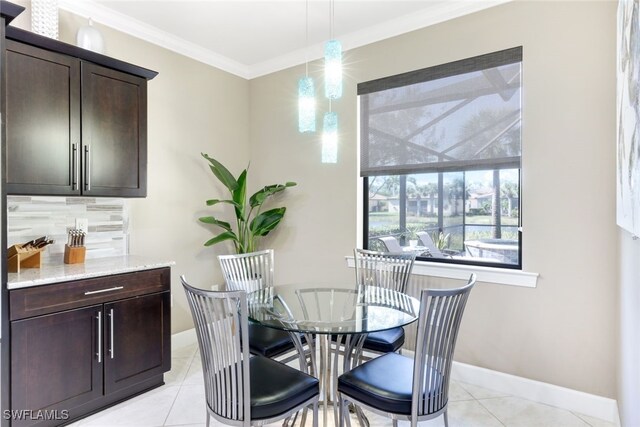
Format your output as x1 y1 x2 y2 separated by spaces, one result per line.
359 47 522 177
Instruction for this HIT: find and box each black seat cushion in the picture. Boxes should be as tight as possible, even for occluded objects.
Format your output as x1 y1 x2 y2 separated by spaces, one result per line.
362 327 405 353
338 352 443 415
250 356 319 420
248 323 298 358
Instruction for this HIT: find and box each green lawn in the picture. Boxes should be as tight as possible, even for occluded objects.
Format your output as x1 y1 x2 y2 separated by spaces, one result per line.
369 212 519 227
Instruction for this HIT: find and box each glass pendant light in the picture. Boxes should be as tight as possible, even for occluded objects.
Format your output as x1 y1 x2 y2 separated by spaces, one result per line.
322 110 338 163
324 39 342 100
324 0 342 100
298 77 316 132
298 0 316 133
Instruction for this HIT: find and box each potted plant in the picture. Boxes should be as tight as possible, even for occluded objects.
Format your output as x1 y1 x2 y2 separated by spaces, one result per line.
199 153 297 254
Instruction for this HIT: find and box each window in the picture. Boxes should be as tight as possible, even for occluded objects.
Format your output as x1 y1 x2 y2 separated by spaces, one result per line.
359 47 522 269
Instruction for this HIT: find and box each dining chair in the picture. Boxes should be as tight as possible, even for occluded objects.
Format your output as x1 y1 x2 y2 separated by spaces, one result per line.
218 250 307 365
337 274 476 427
182 277 320 427
354 248 416 356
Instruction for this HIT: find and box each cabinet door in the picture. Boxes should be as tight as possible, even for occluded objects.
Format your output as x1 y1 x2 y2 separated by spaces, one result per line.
81 62 147 197
5 41 81 195
11 305 103 426
104 292 170 394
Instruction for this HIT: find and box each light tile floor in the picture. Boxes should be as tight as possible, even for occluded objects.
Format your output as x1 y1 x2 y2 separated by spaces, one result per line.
69 343 617 427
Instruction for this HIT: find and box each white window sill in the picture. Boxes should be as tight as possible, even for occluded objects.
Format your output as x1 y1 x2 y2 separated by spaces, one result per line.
345 256 538 288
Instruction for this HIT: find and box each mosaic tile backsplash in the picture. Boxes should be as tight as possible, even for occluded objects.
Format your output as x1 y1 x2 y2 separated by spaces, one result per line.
8 196 128 262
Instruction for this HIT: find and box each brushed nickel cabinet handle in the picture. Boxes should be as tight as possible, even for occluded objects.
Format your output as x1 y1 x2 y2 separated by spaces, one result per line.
109 308 115 359
96 311 102 363
72 143 78 190
84 145 91 191
84 286 124 296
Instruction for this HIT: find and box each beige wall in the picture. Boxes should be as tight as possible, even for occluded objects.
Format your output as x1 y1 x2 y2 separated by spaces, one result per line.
8 2 251 334
250 0 618 399
7 0 622 402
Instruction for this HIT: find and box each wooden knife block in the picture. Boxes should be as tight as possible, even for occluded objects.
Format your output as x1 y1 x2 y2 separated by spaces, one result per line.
7 244 44 273
64 245 86 264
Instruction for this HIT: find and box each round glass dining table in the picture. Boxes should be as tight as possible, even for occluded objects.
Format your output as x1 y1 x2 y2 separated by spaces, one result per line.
247 284 420 427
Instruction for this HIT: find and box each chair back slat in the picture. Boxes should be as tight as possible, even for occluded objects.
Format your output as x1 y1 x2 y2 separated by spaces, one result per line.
219 249 274 292
412 274 476 418
182 276 251 424
354 248 416 293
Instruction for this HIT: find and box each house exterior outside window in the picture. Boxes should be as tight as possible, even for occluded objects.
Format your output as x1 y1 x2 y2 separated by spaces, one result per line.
359 47 523 269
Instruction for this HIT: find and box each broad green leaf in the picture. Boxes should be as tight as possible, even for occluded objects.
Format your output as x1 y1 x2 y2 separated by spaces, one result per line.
250 207 286 236
198 217 232 231
204 231 238 247
199 154 295 252
248 188 269 208
202 153 238 192
249 182 297 208
206 199 241 208
233 169 247 219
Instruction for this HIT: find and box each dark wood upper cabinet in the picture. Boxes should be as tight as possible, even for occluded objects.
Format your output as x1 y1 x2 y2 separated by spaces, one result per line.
5 41 81 195
82 63 147 197
4 35 155 197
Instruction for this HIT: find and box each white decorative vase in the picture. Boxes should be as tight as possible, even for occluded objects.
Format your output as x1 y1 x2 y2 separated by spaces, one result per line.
76 18 105 54
31 0 58 39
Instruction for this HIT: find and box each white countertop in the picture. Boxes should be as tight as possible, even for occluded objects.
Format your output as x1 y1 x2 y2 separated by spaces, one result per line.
8 255 175 290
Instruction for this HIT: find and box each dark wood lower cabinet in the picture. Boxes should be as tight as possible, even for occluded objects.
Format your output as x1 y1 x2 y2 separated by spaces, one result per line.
9 268 171 427
11 305 103 427
104 293 171 394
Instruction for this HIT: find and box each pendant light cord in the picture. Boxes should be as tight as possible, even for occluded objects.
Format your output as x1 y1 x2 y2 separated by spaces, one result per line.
330 0 334 40
330 0 334 112
305 0 309 77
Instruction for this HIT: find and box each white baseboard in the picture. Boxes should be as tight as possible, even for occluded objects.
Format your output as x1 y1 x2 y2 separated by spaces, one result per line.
451 361 620 425
169 328 620 425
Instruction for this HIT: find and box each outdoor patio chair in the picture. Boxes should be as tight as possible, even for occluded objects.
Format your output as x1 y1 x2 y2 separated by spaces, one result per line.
416 231 460 258
377 236 404 252
337 274 476 427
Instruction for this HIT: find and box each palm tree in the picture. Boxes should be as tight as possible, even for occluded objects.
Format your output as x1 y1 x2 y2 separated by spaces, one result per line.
459 109 521 239
445 177 465 216
369 176 400 198
406 177 419 217
491 170 501 238
415 182 438 215
501 181 519 217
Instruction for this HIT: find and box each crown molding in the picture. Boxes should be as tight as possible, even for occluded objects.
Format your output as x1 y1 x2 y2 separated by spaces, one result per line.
58 0 252 78
248 0 512 79
58 0 511 81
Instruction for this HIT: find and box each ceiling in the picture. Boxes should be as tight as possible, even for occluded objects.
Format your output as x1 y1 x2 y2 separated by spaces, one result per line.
58 0 509 79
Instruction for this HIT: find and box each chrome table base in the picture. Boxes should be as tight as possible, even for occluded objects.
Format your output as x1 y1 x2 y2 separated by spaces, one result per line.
286 332 368 427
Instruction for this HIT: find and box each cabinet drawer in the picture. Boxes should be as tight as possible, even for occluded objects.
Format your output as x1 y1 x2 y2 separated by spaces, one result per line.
10 267 170 320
